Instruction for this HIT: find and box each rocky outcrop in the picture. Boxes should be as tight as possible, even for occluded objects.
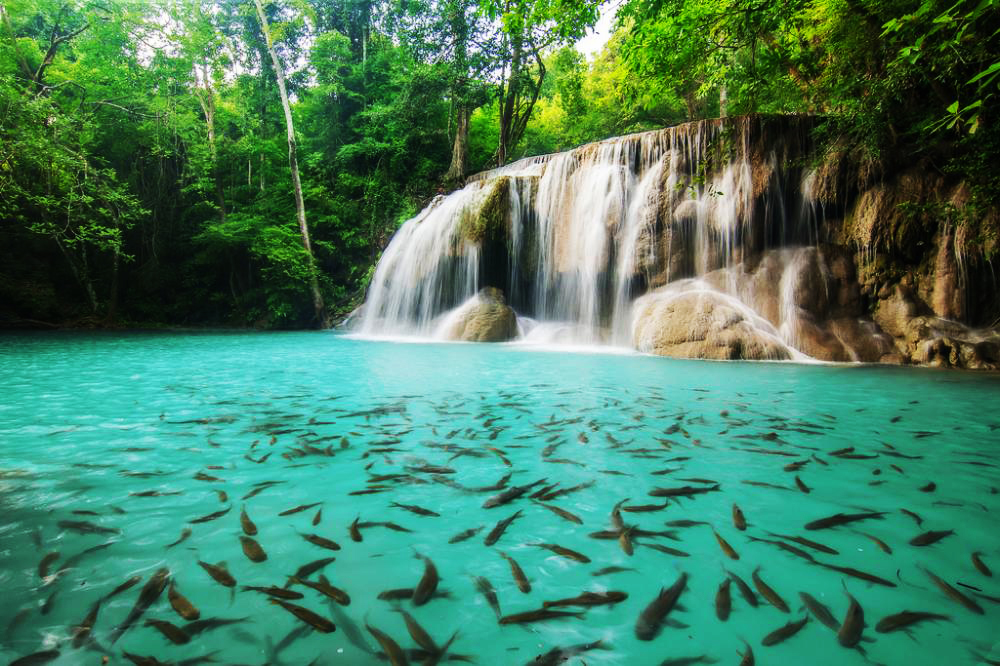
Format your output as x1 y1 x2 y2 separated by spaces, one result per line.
439 288 518 342
633 285 791 360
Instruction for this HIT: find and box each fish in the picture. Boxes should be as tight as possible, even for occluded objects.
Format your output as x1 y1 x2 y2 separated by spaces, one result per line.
900 508 923 527
527 639 606 666
390 502 440 517
484 509 522 546
762 616 809 646
746 535 815 562
366 622 408 665
635 572 687 640
713 529 739 560
648 484 720 498
349 517 363 542
621 501 670 512
301 533 341 551
182 616 249 636
816 562 897 587
474 575 502 618
279 502 322 516
37 552 60 579
392 608 438 654
167 527 192 548
857 531 892 554
291 556 336 581
739 641 755 666
532 500 583 524
8 651 61 666
240 506 257 536
732 504 747 530
168 581 200 620
766 531 839 555
542 590 628 607
972 551 992 577
837 588 864 647
639 542 691 557
919 481 936 492
70 600 101 648
448 526 484 543
499 608 585 624
533 542 590 563
198 560 236 588
243 584 304 599
923 567 984 614
110 567 170 643
666 520 710 528
800 591 839 631
795 476 811 494
240 535 268 562
292 574 351 605
752 568 788 612
727 570 758 607
57 519 121 535
412 553 439 606
312 507 323 526
500 551 531 593
145 618 191 644
269 598 336 632
190 506 231 524
875 610 950 632
716 578 731 621
909 530 954 546
804 511 886 530
483 479 545 508
591 566 636 576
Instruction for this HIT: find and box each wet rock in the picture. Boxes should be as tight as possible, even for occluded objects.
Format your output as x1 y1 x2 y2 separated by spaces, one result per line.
632 285 791 361
439 288 518 342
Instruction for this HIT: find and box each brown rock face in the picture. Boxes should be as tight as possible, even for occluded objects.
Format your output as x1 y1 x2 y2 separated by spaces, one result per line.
632 286 791 361
440 288 518 342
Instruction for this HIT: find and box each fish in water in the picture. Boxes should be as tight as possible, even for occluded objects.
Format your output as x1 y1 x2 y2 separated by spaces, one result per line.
292 574 350 605
527 639 606 666
110 567 170 644
312 507 323 526
836 588 866 650
279 502 322 516
349 517 363 542
532 500 583 524
635 571 687 641
366 621 408 665
766 531 838 555
900 508 923 527
242 585 304 600
145 618 191 645
9 651 61 666
240 535 268 562
269 599 336 633
70 600 101 648
762 616 809 646
542 591 627 607
875 610 950 633
799 592 839 631
168 581 200 621
301 533 341 551
412 552 439 606
484 509 522 546
923 567 984 614
909 530 954 546
448 526 483 543
716 578 731 621
804 511 886 530
240 506 257 536
499 608 585 624
390 501 440 517
856 531 892 554
972 552 992 577
483 479 545 509
166 527 192 549
57 519 121 535
500 551 531 593
190 506 231 524
291 556 336 581
198 560 236 588
727 570 758 608
732 504 747 530
713 529 739 560
532 542 591 563
474 575 502 618
753 568 789 613
37 552 60 579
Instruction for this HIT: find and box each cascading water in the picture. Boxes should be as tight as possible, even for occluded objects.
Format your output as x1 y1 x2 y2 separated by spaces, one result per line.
355 116 893 361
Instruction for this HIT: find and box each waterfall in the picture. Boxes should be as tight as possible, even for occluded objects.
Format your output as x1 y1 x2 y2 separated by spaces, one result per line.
354 116 890 361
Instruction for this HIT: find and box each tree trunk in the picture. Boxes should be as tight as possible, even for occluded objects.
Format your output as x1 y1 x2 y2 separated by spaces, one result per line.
719 85 728 118
253 0 327 327
445 105 469 184
194 69 226 225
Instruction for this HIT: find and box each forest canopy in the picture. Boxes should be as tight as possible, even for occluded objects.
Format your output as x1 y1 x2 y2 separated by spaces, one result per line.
0 0 996 328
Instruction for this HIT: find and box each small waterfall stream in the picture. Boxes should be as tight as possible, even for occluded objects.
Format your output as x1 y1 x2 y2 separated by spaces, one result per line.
356 116 887 360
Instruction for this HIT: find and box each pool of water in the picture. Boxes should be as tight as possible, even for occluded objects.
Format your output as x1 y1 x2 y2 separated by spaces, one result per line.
1 331 998 665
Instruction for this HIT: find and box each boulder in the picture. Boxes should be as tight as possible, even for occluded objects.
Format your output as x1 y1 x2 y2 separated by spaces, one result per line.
439 288 518 342
632 285 791 360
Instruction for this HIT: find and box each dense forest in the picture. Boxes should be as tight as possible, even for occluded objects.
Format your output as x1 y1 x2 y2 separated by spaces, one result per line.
0 0 997 329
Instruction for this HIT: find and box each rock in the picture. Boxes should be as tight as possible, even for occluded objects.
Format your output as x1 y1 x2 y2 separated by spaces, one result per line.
873 285 923 339
632 284 791 361
439 288 518 342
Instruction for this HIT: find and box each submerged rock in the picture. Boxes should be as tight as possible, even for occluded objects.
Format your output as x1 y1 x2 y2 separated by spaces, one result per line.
439 288 518 342
632 285 791 361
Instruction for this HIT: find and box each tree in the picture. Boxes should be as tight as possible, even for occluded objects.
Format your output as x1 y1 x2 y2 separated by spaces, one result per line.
253 0 327 326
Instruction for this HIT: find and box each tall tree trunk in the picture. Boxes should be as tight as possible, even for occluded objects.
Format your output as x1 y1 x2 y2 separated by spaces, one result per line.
194 67 226 225
445 105 469 183
253 0 327 327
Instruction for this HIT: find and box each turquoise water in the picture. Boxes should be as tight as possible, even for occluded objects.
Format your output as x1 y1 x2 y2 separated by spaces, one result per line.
1 332 999 666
